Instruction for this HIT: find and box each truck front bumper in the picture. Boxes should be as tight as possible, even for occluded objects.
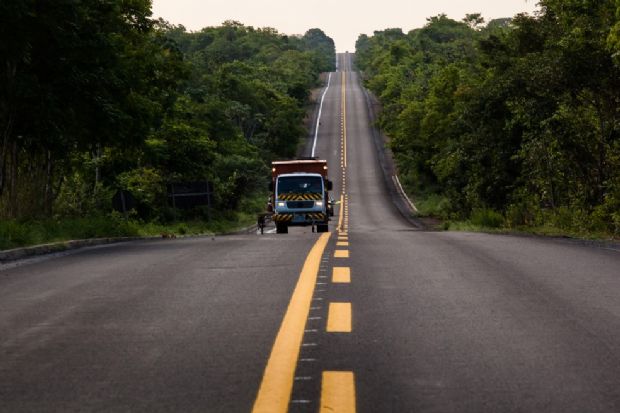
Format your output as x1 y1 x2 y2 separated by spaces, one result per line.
272 212 327 225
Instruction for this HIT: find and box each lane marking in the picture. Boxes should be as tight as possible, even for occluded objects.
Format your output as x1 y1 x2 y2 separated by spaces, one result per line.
326 303 352 332
332 267 351 283
337 194 345 231
393 175 419 213
320 371 356 413
337 242 349 247
312 73 333 157
334 250 349 258
341 72 347 168
252 233 331 413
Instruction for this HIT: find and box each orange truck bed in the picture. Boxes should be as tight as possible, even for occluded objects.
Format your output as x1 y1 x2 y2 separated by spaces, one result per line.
271 160 328 179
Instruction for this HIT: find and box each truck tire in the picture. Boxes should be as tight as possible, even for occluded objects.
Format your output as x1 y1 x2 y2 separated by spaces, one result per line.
317 223 329 233
276 223 288 234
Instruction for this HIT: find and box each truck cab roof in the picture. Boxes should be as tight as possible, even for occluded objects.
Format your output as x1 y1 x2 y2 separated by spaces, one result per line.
277 172 323 178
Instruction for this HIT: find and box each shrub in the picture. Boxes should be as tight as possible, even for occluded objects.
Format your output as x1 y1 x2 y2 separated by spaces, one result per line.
470 208 504 228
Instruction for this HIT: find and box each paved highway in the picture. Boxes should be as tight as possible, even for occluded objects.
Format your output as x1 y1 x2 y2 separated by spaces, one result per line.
1 53 620 412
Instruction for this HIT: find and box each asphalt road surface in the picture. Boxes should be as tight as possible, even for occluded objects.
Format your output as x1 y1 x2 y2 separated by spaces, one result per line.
1 54 620 413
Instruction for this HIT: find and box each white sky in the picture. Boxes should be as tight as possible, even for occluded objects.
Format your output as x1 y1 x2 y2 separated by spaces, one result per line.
152 0 539 52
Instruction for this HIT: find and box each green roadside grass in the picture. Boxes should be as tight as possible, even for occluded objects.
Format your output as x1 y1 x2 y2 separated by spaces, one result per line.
445 220 617 241
0 213 256 251
0 196 265 251
411 193 619 242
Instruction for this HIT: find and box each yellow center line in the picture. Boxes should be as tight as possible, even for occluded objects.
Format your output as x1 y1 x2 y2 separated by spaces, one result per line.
326 302 352 332
337 194 345 232
252 233 331 413
334 250 349 258
337 241 349 247
341 72 347 168
332 267 351 283
320 371 356 413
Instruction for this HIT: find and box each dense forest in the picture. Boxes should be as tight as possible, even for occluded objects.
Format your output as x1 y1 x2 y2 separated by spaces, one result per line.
356 0 620 236
0 0 335 241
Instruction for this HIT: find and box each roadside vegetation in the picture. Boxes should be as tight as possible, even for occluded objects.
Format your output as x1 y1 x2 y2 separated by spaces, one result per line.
356 0 620 239
0 1 335 249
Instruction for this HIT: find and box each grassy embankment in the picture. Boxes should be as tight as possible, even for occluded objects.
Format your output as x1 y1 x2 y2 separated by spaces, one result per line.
0 195 265 251
411 190 618 241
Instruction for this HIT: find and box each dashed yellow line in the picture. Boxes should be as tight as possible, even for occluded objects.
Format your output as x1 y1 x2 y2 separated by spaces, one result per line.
337 194 345 232
341 72 347 168
332 267 351 283
327 302 352 333
320 371 356 413
334 250 349 258
252 233 331 413
318 56 356 413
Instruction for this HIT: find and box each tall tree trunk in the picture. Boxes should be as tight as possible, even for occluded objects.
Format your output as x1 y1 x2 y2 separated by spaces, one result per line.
94 143 101 194
0 114 13 198
597 115 608 205
9 139 18 217
2 60 18 198
44 150 54 216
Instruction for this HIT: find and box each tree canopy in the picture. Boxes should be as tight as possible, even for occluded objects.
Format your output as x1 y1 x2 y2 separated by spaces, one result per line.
0 1 335 220
356 1 620 234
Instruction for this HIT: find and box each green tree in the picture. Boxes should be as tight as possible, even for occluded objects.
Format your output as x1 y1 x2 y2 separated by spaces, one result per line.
357 4 620 234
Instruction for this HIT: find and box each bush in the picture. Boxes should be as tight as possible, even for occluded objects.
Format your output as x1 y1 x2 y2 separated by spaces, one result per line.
415 193 451 218
54 174 114 218
470 208 504 228
117 168 166 219
0 215 141 250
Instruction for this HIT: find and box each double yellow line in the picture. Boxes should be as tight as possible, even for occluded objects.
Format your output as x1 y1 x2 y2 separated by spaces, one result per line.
338 71 347 232
253 63 355 413
252 233 330 412
341 71 347 168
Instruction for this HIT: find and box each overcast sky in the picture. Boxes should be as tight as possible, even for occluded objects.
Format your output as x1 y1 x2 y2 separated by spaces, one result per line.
152 0 539 52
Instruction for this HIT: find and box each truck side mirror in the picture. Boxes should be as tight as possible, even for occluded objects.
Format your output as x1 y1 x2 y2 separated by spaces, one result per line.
326 180 333 191
268 182 274 192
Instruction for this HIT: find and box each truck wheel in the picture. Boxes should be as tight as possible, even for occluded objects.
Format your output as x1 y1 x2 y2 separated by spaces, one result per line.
276 223 288 234
317 223 329 233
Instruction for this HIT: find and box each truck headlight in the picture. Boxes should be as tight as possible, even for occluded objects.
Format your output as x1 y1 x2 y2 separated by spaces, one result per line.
277 201 285 207
315 201 323 207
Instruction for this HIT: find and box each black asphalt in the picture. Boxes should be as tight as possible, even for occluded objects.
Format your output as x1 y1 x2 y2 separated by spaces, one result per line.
0 236 318 412
1 54 620 412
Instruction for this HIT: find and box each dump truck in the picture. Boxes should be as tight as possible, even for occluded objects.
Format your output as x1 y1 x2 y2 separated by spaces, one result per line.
268 159 333 234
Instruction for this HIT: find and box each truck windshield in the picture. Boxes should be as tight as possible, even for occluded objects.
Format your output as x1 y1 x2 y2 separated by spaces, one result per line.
277 176 323 194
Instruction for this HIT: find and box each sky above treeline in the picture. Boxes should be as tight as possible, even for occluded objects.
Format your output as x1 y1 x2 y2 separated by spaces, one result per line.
152 0 540 52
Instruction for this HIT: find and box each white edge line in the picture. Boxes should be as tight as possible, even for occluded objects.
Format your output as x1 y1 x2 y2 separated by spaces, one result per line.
393 175 419 213
311 72 333 157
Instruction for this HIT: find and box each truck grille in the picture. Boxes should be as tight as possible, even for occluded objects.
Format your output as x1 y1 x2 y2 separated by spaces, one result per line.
287 201 314 209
